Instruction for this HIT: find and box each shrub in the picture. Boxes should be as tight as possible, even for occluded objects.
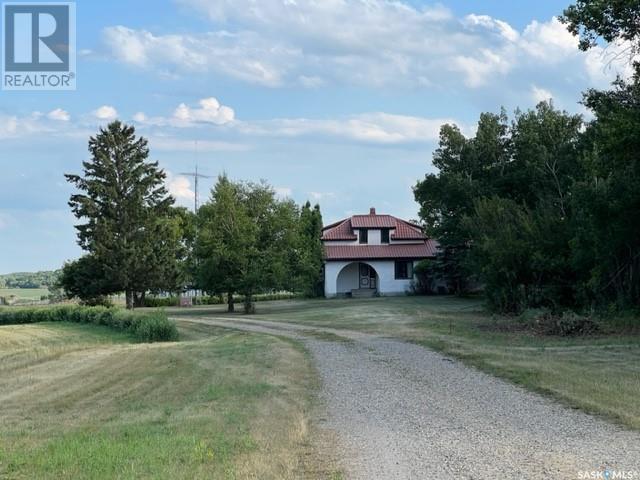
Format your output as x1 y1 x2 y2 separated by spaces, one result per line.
132 312 179 342
142 292 301 308
526 310 599 336
0 306 178 342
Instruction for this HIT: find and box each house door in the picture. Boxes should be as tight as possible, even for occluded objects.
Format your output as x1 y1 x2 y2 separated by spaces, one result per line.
359 263 377 290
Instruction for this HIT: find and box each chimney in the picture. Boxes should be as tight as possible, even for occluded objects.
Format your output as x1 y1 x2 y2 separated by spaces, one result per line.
369 207 376 215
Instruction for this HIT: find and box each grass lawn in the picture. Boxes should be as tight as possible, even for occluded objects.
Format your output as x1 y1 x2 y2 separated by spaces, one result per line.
0 321 325 479
168 296 640 430
0 288 49 301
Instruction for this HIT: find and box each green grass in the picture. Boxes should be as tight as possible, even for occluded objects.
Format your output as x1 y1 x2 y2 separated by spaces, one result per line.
0 288 49 301
168 296 640 430
0 321 322 479
301 330 354 344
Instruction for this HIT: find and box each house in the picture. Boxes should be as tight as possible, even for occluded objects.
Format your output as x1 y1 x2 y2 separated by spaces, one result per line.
322 208 438 298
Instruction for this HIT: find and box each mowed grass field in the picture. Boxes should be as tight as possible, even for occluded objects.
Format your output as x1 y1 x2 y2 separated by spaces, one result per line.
168 296 640 430
0 321 326 479
0 288 49 301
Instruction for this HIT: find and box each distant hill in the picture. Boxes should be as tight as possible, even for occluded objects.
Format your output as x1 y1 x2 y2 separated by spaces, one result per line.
0 270 61 289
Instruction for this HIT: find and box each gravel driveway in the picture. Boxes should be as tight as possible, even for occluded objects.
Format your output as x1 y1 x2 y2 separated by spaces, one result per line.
180 316 640 480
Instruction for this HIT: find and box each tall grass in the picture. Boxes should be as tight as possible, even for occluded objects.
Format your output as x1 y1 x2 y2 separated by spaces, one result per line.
0 306 178 342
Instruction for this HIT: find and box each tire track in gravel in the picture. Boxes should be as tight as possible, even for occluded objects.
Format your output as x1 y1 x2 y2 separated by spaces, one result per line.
176 316 640 480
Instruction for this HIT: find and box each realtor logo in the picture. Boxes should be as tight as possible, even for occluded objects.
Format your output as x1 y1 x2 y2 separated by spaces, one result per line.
2 2 76 90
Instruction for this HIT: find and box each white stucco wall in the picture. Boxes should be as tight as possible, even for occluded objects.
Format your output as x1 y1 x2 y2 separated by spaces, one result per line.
325 260 415 297
336 262 360 292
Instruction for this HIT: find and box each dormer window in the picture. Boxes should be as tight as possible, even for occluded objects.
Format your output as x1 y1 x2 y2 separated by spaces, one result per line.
381 228 390 244
359 229 368 244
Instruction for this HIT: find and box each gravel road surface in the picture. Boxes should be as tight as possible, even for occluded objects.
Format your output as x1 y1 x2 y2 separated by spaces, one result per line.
179 316 640 480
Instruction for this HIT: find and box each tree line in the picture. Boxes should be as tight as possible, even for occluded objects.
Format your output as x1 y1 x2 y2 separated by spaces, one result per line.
59 121 323 311
0 270 61 289
414 1 640 315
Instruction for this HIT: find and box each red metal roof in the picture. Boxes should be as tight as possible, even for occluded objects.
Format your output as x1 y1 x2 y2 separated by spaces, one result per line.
322 210 427 241
351 214 396 228
325 242 438 260
321 219 357 240
392 220 425 240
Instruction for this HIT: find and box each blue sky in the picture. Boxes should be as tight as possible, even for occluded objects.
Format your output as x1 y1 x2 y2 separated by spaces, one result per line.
0 0 632 273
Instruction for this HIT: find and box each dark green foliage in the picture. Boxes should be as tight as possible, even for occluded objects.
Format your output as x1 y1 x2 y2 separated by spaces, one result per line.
560 0 640 52
417 73 640 316
571 77 640 308
295 202 324 297
196 175 322 313
65 121 181 309
465 197 577 313
57 255 117 306
415 103 583 311
413 260 438 294
0 306 178 342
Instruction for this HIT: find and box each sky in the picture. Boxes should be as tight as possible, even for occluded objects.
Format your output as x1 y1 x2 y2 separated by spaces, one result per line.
0 0 633 274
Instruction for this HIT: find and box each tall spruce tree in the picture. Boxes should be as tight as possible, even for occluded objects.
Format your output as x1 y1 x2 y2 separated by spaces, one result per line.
297 201 324 296
65 121 177 309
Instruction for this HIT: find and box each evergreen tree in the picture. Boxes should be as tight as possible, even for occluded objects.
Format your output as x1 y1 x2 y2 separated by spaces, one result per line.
65 121 178 309
297 202 324 297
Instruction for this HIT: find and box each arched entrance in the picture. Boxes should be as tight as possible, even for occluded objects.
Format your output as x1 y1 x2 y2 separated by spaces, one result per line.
336 262 379 297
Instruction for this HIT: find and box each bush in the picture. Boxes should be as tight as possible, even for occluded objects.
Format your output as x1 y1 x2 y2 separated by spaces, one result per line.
525 310 599 336
0 306 178 342
133 311 179 342
142 292 301 308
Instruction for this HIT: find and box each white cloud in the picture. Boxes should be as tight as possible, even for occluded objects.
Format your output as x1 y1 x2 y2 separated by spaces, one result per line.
93 105 118 121
47 108 70 122
0 98 458 147
0 112 78 139
166 174 196 205
174 98 235 125
309 191 335 201
520 17 579 62
453 49 512 88
240 112 458 144
531 85 553 104
133 112 147 122
584 41 638 86
463 14 519 42
150 137 249 152
101 3 635 94
99 1 464 88
275 187 292 198
0 115 19 138
133 97 235 128
134 97 461 144
103 26 287 87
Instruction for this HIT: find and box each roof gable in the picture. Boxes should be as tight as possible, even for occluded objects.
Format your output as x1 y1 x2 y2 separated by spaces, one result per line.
392 219 425 240
351 214 396 228
321 218 357 240
321 210 428 241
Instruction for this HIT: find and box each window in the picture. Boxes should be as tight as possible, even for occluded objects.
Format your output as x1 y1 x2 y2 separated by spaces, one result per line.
359 229 368 244
381 228 390 244
395 261 413 279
